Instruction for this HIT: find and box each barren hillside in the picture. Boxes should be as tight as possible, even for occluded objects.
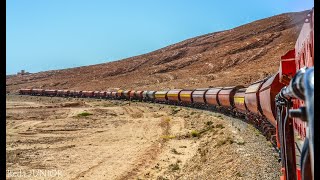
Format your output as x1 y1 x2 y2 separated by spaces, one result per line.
6 10 309 92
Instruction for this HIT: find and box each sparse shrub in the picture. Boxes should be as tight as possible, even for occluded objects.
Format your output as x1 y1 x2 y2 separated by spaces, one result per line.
216 139 227 147
205 121 213 126
215 137 234 147
171 108 181 115
171 148 182 155
102 103 113 107
235 172 242 177
161 135 176 140
157 176 169 180
169 163 180 171
184 115 190 118
77 112 93 117
237 141 246 145
190 130 200 137
190 111 197 115
131 112 143 118
159 117 171 128
164 117 171 122
216 115 223 119
216 124 225 129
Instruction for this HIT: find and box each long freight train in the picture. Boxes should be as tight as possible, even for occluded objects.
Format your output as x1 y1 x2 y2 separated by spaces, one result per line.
18 9 314 180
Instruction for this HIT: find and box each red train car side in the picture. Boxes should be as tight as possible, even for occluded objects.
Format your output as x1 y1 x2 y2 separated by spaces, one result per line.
192 88 209 105
205 87 223 106
218 86 244 108
179 89 194 105
233 88 247 114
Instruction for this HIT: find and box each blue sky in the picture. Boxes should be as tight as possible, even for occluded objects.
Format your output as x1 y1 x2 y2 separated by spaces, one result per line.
6 0 313 75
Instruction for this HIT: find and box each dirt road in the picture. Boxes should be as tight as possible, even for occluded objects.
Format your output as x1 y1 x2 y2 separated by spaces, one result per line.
6 95 280 179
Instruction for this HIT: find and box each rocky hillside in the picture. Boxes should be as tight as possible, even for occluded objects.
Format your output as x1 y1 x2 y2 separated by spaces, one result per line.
6 10 309 92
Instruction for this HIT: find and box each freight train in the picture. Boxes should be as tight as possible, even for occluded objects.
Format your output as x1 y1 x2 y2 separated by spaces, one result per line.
18 9 314 180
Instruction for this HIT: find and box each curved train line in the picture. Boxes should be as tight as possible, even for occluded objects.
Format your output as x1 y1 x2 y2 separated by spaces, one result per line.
17 9 314 180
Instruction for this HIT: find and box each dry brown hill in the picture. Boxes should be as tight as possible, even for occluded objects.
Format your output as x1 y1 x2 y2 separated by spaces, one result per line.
6 10 309 92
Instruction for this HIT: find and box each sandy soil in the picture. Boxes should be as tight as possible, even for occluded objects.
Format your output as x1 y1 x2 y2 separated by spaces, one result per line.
6 95 280 179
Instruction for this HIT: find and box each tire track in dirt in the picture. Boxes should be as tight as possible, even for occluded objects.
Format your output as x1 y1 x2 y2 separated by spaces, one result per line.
72 160 107 180
117 116 172 180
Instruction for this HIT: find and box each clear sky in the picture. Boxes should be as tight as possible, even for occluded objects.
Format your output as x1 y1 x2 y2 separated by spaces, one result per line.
6 0 314 75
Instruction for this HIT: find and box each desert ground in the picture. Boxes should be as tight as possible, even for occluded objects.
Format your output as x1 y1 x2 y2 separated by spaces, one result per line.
6 95 280 179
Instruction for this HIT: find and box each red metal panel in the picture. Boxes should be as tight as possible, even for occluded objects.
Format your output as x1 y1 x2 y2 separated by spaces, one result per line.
218 86 244 108
179 89 194 104
234 88 247 113
295 11 314 70
279 50 296 85
192 88 209 104
291 10 314 139
259 73 284 127
245 80 265 115
205 87 223 106
167 89 182 103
